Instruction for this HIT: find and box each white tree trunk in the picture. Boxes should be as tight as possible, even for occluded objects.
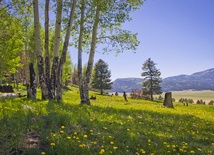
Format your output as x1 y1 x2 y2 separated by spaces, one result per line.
33 0 48 99
51 0 63 99
45 0 52 99
78 0 87 104
55 0 77 101
84 3 100 104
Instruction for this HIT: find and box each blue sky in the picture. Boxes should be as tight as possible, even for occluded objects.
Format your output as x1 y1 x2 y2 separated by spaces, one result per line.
70 0 214 81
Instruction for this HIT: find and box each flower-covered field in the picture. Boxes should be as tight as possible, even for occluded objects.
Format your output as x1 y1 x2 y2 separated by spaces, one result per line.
0 86 214 155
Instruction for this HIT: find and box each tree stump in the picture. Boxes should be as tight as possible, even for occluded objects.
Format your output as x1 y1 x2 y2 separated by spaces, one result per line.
163 92 174 108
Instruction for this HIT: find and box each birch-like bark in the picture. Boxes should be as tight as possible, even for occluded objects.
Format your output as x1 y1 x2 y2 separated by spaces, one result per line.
28 63 36 99
45 0 52 99
51 0 62 99
84 4 100 104
33 0 48 99
78 0 87 104
55 0 77 101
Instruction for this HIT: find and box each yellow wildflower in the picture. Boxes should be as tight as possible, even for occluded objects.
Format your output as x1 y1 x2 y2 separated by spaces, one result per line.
50 143 55 146
60 130 64 134
41 152 46 155
190 150 195 154
83 134 88 138
61 126 65 129
99 149 105 154
140 149 146 154
113 146 118 150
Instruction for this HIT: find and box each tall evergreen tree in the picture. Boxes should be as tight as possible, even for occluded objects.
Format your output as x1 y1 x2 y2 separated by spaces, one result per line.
141 58 162 101
91 59 112 95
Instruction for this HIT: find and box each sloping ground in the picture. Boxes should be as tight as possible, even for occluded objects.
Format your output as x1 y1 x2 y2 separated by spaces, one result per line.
0 87 213 155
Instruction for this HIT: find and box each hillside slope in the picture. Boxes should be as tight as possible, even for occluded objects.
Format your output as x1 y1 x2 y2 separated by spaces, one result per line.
110 68 214 92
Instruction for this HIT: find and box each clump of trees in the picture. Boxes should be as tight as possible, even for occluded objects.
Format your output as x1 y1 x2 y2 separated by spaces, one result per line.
141 58 162 101
196 99 206 105
178 98 194 104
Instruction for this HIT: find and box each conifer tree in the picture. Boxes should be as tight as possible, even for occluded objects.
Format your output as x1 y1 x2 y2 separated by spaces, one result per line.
141 58 162 101
91 59 113 95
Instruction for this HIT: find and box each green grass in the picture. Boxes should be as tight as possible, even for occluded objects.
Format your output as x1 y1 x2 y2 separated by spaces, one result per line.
0 87 214 155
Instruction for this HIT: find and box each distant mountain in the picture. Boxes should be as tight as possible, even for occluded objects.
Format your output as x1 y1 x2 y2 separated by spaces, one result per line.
109 68 214 92
109 78 143 92
162 68 214 92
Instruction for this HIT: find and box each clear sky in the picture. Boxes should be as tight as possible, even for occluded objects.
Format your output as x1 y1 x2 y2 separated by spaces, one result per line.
69 0 214 81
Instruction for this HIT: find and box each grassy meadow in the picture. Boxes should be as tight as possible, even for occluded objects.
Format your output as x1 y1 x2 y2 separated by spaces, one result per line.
171 90 214 103
0 87 214 155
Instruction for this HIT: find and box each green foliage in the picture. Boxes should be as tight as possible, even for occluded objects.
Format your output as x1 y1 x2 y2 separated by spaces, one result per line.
62 53 73 86
141 58 162 101
71 65 79 85
0 8 24 79
0 87 214 154
91 59 113 94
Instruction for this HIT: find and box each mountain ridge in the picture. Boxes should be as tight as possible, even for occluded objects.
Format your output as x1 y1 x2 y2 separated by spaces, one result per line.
109 68 214 92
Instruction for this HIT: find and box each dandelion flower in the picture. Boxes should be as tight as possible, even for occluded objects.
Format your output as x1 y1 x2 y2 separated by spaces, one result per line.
79 144 86 148
67 136 71 140
127 128 130 131
60 130 64 134
50 143 55 146
113 146 118 150
140 149 146 154
110 141 114 145
190 150 195 154
92 141 97 145
61 126 65 129
84 135 88 138
74 132 77 135
90 130 93 133
148 139 151 143
99 149 105 154
41 152 46 154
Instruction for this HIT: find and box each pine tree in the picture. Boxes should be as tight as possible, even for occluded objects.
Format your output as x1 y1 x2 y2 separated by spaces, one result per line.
141 58 162 101
91 59 113 95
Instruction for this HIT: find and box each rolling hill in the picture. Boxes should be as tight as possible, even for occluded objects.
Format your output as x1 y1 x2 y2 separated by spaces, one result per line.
109 68 214 92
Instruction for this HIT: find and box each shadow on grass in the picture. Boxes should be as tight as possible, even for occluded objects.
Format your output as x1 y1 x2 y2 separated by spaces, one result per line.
0 98 213 154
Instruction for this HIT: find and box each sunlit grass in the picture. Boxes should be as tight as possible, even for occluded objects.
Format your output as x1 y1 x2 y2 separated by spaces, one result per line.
0 86 213 154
